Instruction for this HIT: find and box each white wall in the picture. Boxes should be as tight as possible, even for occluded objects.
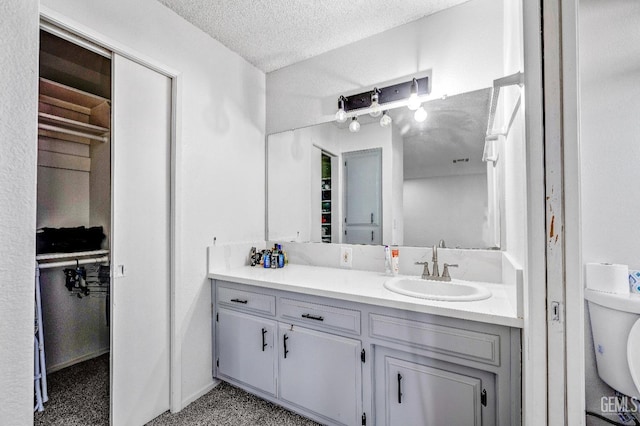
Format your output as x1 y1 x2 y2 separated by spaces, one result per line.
403 174 488 248
266 0 505 134
579 0 640 417
0 0 39 424
39 0 266 409
37 162 110 371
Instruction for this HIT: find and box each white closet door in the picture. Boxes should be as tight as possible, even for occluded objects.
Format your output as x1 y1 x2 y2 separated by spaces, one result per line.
111 54 171 426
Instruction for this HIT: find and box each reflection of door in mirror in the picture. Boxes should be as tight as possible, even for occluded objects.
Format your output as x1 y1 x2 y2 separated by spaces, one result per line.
343 149 382 245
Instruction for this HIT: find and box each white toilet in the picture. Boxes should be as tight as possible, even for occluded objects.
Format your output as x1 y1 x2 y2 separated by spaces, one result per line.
586 287 640 399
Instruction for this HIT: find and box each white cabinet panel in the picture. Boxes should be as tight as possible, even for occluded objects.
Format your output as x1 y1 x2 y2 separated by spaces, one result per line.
279 324 361 426
217 309 277 395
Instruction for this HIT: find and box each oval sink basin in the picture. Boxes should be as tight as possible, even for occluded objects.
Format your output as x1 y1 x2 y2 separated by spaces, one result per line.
384 277 492 301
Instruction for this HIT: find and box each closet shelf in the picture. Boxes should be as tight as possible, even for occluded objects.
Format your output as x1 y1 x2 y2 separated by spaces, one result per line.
38 113 109 143
39 113 109 135
36 249 109 262
38 77 110 145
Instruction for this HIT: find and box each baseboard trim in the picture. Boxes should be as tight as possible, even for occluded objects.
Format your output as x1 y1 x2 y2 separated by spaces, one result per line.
178 379 220 412
46 347 110 373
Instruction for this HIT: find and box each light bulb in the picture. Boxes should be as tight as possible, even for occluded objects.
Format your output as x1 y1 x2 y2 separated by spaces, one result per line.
407 78 421 110
369 90 381 118
349 117 360 132
408 93 421 111
414 106 427 122
335 96 347 123
379 111 392 127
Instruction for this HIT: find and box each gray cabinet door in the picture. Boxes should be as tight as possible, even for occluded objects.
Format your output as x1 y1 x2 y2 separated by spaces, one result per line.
387 357 481 425
217 308 277 395
279 324 362 426
375 348 495 426
343 149 382 245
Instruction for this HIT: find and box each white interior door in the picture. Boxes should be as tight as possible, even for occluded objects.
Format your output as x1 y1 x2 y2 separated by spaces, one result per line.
343 149 382 245
111 54 171 426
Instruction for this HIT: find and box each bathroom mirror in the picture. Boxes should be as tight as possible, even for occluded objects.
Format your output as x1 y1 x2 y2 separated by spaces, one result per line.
267 86 513 249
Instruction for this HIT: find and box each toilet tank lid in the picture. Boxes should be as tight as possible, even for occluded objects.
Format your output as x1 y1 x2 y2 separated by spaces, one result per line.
585 289 640 314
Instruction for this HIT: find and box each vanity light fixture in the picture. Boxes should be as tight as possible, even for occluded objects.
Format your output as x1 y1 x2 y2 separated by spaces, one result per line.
334 76 429 124
335 95 347 123
380 110 392 127
369 88 382 118
407 78 421 111
349 116 360 132
414 106 427 122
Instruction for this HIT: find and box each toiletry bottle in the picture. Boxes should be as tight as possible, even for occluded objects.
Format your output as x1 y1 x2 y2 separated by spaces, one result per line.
250 247 257 266
278 244 285 268
391 247 399 275
264 250 271 268
271 247 278 268
384 246 392 275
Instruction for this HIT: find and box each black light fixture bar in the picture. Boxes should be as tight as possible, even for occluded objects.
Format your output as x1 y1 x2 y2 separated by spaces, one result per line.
342 76 430 112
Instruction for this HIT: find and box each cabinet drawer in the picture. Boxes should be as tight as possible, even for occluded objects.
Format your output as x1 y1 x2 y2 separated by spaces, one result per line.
218 286 276 316
280 298 361 335
369 314 500 366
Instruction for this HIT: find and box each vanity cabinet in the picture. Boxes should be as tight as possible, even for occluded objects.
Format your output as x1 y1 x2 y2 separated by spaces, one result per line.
214 282 363 426
279 324 362 426
212 279 520 426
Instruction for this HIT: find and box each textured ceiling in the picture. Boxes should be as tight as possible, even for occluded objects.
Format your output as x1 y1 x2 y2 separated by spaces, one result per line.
156 0 470 72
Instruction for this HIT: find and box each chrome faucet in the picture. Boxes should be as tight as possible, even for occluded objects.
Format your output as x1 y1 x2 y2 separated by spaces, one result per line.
414 245 458 281
431 245 439 278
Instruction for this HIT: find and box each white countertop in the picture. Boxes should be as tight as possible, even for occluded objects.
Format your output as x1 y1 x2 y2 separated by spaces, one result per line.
208 264 523 328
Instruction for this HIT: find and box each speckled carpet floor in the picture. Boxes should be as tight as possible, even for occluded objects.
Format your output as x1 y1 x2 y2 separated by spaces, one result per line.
34 354 320 425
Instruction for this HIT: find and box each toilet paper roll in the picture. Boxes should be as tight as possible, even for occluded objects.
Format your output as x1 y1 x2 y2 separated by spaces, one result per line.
586 263 630 294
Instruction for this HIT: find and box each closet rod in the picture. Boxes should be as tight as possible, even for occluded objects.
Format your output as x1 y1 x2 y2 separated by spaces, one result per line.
38 123 108 143
38 255 109 270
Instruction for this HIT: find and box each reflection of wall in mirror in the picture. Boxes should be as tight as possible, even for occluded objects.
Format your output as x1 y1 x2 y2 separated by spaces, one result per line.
268 125 340 242
403 174 488 248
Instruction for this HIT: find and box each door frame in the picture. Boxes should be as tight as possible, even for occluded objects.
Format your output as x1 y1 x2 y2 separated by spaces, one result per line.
39 8 184 414
542 0 585 424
